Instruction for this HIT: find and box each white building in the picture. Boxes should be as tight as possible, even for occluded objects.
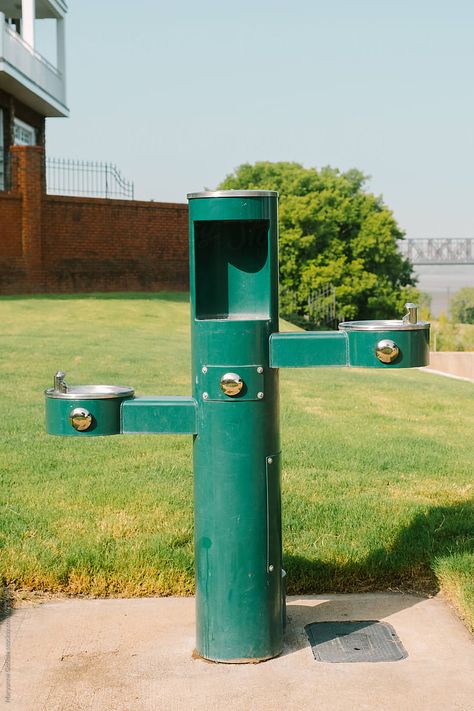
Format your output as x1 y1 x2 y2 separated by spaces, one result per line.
0 0 68 188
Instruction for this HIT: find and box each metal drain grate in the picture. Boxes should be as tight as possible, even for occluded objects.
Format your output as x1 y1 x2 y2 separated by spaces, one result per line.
305 620 408 663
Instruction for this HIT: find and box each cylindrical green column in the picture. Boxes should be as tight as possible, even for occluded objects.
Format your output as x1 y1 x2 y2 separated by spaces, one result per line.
188 191 284 662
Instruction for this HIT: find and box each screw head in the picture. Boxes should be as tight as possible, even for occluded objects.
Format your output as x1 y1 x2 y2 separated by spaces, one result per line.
267 457 273 464
202 392 209 400
257 366 264 374
201 366 208 374
257 391 264 400
268 565 274 573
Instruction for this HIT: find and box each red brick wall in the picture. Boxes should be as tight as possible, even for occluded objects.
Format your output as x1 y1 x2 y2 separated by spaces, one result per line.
42 196 188 292
0 194 22 256
0 193 25 290
0 147 189 294
11 146 44 288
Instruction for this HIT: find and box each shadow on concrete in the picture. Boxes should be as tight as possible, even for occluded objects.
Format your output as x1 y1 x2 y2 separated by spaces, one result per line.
0 585 13 702
0 585 13 625
283 594 423 655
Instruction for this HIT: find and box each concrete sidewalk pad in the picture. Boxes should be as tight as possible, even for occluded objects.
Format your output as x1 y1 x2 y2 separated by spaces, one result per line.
1 594 473 711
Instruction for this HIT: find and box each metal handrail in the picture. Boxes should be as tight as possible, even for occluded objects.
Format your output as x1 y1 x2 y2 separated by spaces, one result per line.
3 22 61 76
46 157 135 200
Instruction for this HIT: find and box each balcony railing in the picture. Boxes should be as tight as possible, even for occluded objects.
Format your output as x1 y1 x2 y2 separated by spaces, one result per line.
0 21 66 109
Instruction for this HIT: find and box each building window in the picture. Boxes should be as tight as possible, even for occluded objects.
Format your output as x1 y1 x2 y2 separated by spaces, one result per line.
13 118 36 146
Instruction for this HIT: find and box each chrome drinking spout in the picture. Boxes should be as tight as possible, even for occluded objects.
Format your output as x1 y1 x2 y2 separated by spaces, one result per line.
403 303 418 325
54 371 68 393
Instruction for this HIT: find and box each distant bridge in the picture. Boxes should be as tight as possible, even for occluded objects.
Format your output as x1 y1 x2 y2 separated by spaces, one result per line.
399 238 474 265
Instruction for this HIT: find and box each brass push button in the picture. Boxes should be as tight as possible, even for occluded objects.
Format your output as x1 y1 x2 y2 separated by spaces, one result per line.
375 339 400 364
69 407 93 431
220 373 244 397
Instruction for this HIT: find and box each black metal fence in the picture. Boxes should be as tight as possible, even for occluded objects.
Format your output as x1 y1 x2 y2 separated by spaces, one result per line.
281 283 339 330
46 157 135 200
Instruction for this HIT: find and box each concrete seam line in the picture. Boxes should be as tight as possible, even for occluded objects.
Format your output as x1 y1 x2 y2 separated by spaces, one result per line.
418 367 474 384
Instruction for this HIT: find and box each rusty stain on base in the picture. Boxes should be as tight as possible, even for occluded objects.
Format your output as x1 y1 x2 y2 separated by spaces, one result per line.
192 648 278 664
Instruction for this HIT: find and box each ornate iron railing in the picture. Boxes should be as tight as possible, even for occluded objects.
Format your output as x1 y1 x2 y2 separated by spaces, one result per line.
280 283 338 329
46 157 135 200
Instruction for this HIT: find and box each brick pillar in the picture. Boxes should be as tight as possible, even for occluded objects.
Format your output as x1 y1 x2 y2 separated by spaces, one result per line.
10 145 45 290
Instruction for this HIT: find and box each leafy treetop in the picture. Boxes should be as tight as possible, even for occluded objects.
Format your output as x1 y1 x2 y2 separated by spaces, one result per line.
450 287 474 324
218 162 417 322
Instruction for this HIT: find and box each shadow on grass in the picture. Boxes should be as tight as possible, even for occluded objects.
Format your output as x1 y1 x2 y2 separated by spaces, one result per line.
282 500 473 653
284 500 474 596
0 291 190 302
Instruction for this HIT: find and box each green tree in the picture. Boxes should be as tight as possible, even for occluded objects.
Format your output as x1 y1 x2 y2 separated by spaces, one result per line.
218 162 417 323
450 287 474 324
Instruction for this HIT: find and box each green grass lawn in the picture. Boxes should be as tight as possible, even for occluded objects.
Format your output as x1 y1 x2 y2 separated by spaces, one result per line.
1 293 473 630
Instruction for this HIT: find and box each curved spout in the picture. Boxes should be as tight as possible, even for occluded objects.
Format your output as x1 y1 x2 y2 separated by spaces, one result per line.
403 303 418 325
54 371 68 393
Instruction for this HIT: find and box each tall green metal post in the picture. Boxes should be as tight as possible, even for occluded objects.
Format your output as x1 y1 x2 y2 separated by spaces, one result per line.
45 189 430 665
188 191 283 661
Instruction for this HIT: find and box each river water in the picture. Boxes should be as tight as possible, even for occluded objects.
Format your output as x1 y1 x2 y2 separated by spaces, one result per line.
414 264 474 317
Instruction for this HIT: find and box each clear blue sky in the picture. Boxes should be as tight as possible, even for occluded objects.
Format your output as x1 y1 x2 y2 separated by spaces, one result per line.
45 0 474 238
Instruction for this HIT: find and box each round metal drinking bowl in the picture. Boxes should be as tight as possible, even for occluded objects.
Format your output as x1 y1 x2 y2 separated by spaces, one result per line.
45 373 135 436
338 306 430 367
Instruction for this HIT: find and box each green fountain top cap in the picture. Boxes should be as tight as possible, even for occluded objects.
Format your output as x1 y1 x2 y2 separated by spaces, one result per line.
187 190 278 199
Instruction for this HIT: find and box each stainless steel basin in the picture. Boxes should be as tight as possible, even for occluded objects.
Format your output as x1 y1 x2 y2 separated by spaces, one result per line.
339 303 430 332
45 383 135 400
339 319 429 332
